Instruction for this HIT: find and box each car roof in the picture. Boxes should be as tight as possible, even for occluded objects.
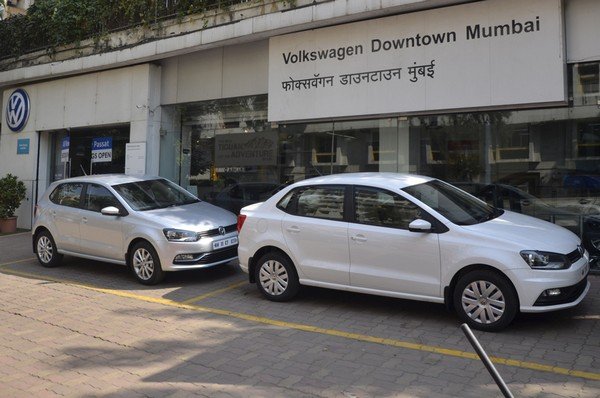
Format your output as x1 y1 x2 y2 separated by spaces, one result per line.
291 172 435 190
53 174 164 186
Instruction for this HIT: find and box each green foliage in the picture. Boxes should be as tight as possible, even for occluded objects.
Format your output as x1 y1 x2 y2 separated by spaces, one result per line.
0 174 27 219
0 0 294 60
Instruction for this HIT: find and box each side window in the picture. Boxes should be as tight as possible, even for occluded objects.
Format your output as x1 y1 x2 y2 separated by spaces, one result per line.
83 184 120 213
277 186 345 221
49 183 84 208
354 187 421 230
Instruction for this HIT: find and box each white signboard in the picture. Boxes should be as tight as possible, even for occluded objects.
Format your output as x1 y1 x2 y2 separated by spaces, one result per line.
60 137 70 163
268 0 565 121
91 137 113 163
125 142 146 176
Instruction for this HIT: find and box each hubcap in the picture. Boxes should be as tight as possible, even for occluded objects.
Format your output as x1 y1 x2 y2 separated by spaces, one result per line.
133 248 154 281
461 280 505 324
259 260 288 296
37 236 53 263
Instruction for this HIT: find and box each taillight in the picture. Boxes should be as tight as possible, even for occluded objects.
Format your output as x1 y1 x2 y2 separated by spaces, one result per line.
237 214 247 232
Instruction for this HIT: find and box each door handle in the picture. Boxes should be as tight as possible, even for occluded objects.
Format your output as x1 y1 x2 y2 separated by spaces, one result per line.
286 226 300 233
82 217 88 224
351 234 367 243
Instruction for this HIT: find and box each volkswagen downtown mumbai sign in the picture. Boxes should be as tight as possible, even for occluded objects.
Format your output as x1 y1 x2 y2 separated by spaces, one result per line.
5 89 31 132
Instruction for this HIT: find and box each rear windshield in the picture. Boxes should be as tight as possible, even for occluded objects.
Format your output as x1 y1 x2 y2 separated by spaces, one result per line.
112 179 199 211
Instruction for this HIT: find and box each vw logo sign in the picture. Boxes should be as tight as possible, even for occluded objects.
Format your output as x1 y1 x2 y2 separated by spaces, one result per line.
218 226 226 235
6 89 30 132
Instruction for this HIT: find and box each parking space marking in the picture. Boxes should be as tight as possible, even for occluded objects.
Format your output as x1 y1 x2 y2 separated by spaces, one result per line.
0 258 35 268
2 266 600 382
181 281 247 304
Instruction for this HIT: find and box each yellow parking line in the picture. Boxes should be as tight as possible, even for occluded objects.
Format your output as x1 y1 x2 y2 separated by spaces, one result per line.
2 266 600 382
0 257 35 268
181 281 247 304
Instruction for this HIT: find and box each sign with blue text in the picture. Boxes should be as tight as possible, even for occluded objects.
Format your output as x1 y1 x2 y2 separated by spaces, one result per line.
17 139 30 155
91 137 113 163
5 89 31 132
61 137 70 163
268 0 565 121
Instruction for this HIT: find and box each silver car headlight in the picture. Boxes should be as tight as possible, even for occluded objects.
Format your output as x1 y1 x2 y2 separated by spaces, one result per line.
519 250 570 270
163 229 199 242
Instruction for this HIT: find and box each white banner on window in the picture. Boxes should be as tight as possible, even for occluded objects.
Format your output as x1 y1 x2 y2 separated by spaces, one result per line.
268 0 565 122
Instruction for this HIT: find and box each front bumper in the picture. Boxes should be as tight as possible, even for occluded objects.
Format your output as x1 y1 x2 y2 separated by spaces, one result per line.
508 256 591 313
157 233 238 271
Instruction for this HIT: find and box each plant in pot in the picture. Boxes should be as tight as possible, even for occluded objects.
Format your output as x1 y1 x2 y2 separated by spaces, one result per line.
0 174 27 234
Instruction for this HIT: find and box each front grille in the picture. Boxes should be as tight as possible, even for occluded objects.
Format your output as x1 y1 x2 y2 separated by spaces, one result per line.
173 246 238 265
566 247 583 265
533 277 588 306
197 224 237 238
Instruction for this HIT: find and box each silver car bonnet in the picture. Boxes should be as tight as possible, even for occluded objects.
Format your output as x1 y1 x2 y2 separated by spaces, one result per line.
142 201 237 232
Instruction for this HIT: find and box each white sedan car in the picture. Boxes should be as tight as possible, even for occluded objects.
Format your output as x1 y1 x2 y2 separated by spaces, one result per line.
237 173 591 331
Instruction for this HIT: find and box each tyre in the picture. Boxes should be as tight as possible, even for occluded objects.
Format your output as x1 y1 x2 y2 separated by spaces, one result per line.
453 270 518 332
34 230 63 268
130 241 165 285
255 252 300 301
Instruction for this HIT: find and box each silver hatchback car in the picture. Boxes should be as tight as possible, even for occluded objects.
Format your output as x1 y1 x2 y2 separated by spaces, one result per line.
32 175 238 285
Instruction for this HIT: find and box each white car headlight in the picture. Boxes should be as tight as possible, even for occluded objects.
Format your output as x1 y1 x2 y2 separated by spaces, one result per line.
163 229 199 242
519 250 570 270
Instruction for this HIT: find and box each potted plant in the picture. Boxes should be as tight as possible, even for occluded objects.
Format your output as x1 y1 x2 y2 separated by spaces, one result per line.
0 174 27 234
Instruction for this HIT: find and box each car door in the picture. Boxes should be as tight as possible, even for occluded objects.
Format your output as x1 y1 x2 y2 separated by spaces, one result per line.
348 186 441 297
79 183 126 260
48 182 84 252
281 185 350 285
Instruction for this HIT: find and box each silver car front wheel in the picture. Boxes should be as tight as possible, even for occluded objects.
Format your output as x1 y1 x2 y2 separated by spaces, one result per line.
130 241 165 285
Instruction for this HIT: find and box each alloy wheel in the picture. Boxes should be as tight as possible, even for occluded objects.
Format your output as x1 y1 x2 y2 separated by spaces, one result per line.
461 280 506 324
37 235 53 263
259 260 289 296
133 248 154 281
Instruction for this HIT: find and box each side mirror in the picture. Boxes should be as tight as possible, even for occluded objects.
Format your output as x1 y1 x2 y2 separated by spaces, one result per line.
101 206 122 216
408 219 432 233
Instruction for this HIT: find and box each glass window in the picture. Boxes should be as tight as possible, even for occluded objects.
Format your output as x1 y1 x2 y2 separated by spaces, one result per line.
403 180 499 226
354 187 421 230
83 184 121 212
279 186 345 221
49 183 83 208
112 179 199 211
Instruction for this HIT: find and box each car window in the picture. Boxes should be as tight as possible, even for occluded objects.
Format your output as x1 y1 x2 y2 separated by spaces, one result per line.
112 178 199 211
83 184 121 213
279 186 345 221
49 183 83 208
354 187 421 229
404 180 499 225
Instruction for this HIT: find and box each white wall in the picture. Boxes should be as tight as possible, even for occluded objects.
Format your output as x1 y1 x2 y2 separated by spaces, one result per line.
0 64 160 229
161 40 269 105
566 0 600 62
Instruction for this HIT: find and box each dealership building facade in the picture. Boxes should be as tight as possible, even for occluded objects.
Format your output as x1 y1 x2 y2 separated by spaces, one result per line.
1 0 600 263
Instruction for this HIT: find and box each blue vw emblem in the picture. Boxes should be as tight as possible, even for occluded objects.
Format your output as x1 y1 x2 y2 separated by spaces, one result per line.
6 89 30 132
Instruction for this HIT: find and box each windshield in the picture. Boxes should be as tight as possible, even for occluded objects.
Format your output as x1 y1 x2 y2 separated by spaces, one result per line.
112 179 200 211
403 180 502 225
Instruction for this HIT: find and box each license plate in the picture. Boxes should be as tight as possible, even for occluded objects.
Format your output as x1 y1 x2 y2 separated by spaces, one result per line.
213 237 238 250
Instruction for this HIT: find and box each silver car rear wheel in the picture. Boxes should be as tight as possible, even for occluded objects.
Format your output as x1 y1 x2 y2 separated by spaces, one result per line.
34 230 63 268
130 241 165 285
461 281 506 324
